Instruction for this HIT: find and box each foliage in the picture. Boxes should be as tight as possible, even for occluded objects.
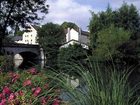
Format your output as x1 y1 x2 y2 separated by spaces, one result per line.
89 5 114 48
89 2 140 64
15 30 24 36
61 22 78 30
37 23 65 68
0 68 62 105
2 36 15 44
49 61 140 105
116 3 140 38
57 44 87 76
0 0 48 49
89 3 140 47
93 25 130 61
0 55 14 71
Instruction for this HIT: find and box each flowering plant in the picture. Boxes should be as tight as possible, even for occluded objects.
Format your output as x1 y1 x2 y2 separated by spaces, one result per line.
0 68 61 105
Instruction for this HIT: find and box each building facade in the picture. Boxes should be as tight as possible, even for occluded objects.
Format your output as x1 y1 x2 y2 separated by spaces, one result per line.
61 28 89 49
15 24 38 45
15 24 89 49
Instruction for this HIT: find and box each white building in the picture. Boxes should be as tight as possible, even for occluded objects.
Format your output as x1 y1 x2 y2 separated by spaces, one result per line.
14 25 89 49
61 28 89 49
15 24 38 45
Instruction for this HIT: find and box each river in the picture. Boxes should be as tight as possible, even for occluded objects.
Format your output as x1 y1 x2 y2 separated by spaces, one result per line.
14 59 45 69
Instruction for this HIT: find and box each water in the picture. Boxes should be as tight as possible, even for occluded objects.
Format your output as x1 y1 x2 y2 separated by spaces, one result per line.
13 53 45 69
14 59 45 69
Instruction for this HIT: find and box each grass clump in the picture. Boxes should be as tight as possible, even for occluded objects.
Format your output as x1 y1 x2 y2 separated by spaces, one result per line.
49 61 140 105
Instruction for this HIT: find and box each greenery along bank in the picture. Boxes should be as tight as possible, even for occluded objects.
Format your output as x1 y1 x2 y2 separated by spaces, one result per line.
89 3 140 68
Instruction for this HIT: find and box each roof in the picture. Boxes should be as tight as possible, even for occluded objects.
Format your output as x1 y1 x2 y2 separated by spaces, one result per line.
81 30 89 36
68 26 89 36
60 39 89 49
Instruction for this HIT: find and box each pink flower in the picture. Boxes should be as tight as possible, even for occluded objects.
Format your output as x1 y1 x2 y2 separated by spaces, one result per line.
40 96 51 105
2 86 12 95
15 90 24 98
0 93 5 99
18 90 24 96
12 74 20 83
27 68 37 75
23 79 32 86
40 97 47 105
32 87 36 92
8 72 20 83
52 98 60 105
33 87 41 97
8 93 15 101
0 98 6 105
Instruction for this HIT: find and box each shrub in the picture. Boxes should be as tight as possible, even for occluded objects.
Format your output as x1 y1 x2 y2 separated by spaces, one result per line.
0 55 13 71
0 68 61 105
57 44 88 76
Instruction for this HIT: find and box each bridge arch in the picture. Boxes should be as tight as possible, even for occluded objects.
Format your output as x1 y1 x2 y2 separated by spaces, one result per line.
15 51 39 69
2 43 43 69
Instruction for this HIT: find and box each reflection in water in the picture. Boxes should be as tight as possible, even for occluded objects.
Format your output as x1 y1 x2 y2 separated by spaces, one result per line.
14 59 23 68
14 54 23 68
14 59 45 69
14 54 45 69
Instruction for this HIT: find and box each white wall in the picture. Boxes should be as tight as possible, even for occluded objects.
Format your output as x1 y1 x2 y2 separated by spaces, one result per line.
66 28 89 44
22 30 37 44
62 28 89 49
66 28 79 42
15 24 38 45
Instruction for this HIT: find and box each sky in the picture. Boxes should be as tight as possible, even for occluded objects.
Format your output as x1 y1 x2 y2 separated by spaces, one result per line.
43 0 140 31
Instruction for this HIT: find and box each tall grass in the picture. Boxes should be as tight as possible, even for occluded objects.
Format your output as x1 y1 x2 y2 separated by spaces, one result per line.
48 61 140 105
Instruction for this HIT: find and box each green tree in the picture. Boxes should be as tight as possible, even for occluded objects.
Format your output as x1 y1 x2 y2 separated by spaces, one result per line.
89 3 140 64
89 5 114 48
15 30 24 36
58 44 87 76
61 22 78 30
0 0 48 50
93 25 130 61
37 23 65 68
112 3 140 65
116 3 140 39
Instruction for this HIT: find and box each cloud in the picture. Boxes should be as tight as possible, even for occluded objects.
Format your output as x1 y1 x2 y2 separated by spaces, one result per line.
43 0 140 31
44 0 94 30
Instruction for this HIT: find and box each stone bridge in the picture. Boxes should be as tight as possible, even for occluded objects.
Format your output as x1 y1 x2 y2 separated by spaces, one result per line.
1 43 45 69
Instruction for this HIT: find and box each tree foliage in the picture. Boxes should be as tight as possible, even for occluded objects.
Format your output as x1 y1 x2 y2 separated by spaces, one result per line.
89 3 140 63
0 0 48 48
58 44 87 75
15 30 24 36
93 25 130 60
61 22 78 30
89 3 140 47
37 23 65 68
89 5 114 48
